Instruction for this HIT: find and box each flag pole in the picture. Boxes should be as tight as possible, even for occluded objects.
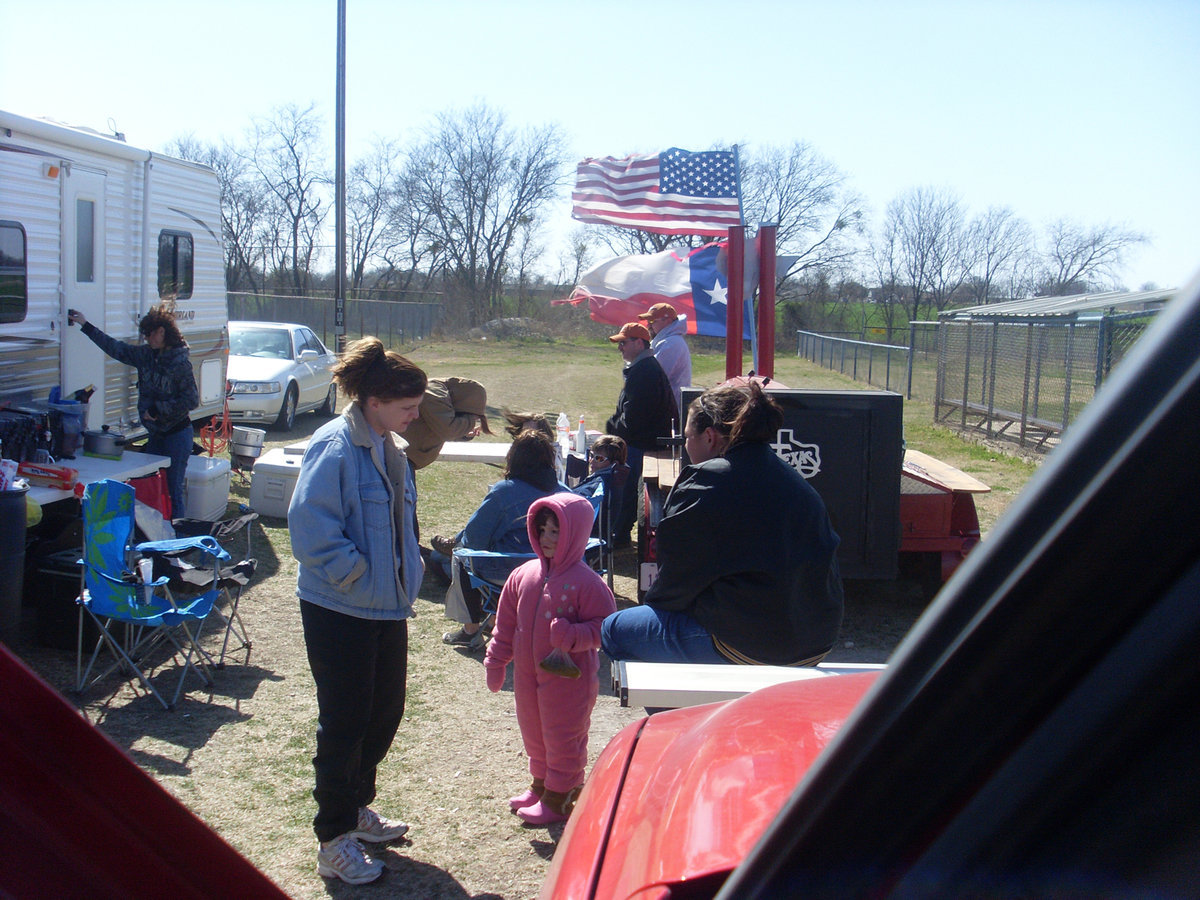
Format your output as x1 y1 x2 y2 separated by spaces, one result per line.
730 145 758 374
757 224 777 379
733 144 745 228
726 225 745 379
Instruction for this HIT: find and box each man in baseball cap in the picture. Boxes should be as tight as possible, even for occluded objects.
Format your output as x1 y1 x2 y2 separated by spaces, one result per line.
608 321 652 346
604 322 675 548
637 303 692 421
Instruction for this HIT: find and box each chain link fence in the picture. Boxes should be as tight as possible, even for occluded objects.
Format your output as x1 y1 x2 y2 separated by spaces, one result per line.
795 331 912 395
227 293 443 350
934 310 1157 449
797 304 1162 453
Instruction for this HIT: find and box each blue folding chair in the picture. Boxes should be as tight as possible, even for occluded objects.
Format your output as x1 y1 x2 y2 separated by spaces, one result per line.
75 479 230 710
453 493 606 618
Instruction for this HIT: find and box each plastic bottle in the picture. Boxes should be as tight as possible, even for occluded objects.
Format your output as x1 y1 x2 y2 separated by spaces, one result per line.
556 412 570 455
576 415 586 454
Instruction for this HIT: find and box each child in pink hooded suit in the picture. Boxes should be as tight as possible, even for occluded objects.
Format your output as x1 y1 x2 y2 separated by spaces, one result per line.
484 492 617 825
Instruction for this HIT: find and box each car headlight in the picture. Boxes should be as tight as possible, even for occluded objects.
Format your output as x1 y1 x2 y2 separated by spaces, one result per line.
228 381 282 395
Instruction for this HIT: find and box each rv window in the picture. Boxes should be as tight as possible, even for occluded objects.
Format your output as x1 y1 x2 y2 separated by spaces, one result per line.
76 200 95 283
0 221 27 325
157 230 194 300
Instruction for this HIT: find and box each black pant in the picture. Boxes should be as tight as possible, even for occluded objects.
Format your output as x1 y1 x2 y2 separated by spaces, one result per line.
300 600 408 843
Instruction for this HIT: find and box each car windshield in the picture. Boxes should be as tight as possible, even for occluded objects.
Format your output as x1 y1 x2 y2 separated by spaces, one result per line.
230 328 293 361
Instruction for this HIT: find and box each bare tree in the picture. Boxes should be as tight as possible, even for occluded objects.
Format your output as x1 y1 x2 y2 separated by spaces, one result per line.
246 104 329 296
884 186 972 321
167 135 267 292
927 196 975 313
966 206 1034 304
372 160 446 297
741 141 864 286
590 224 685 257
868 215 906 340
512 220 543 317
556 226 596 287
346 138 400 297
408 104 566 327
1037 219 1149 295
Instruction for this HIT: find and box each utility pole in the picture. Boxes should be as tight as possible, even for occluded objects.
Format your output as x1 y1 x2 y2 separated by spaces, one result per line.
334 0 347 352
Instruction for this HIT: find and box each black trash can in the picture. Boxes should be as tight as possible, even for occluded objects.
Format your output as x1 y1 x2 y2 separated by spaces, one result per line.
0 485 29 643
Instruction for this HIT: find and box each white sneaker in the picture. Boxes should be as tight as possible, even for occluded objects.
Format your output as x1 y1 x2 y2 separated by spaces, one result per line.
317 833 384 885
349 806 410 843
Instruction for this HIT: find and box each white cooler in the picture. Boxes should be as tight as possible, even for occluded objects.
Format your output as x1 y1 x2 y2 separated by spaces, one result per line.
250 448 302 519
184 455 232 521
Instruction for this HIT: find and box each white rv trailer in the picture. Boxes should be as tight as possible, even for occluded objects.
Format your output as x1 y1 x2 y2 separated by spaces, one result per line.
0 109 227 436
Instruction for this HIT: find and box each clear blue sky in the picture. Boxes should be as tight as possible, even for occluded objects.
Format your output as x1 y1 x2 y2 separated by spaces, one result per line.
4 0 1197 290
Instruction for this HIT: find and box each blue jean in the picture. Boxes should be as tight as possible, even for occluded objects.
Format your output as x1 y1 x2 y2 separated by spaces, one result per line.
144 423 194 520
601 605 729 664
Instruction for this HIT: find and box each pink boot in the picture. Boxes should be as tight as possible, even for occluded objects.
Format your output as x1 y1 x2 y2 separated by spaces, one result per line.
516 787 578 826
508 778 544 812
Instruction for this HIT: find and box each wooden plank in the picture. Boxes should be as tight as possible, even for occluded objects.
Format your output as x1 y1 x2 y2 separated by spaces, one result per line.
903 448 990 494
643 451 681 490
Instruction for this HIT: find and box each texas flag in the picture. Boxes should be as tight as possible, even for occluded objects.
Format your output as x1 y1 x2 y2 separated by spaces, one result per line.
554 243 752 339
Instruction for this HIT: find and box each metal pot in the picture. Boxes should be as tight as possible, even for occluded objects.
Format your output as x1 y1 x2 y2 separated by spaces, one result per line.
230 426 266 460
82 425 126 458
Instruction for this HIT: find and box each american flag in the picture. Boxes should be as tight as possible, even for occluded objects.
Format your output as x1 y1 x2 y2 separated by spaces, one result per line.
571 147 742 236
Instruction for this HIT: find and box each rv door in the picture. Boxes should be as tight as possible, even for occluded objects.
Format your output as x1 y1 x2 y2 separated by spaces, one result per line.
60 166 107 429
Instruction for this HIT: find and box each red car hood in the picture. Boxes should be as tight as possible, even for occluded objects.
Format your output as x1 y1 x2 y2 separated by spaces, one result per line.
542 672 879 899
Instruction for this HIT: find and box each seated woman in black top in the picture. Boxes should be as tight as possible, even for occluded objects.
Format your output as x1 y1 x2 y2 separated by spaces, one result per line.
601 381 843 666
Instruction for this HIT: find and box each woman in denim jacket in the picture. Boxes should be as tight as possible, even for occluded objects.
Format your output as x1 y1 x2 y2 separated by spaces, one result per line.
287 337 426 885
433 431 566 650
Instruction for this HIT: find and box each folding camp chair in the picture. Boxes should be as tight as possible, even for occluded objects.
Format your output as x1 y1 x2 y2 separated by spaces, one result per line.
570 466 629 588
172 511 259 666
599 464 630 589
453 498 606 618
75 479 230 710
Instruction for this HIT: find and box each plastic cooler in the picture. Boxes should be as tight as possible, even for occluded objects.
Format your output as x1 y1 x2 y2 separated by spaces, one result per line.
249 448 301 519
184 455 232 521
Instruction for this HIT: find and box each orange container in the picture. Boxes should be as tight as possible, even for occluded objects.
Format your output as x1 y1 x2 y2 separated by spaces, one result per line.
16 462 78 490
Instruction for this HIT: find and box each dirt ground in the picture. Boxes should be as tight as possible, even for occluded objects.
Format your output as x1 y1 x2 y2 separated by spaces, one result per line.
12 340 1022 898
11 509 923 900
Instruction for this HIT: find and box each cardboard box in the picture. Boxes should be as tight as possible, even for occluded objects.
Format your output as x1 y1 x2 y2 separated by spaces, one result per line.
184 455 231 521
249 448 301 519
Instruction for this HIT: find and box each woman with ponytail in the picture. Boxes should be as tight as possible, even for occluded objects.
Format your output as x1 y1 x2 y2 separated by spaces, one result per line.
288 337 426 884
602 381 844 668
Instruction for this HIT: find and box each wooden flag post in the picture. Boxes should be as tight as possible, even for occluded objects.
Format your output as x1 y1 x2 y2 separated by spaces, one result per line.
726 226 746 379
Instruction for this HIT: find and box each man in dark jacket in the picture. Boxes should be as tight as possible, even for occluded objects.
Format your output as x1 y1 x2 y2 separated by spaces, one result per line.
604 322 675 547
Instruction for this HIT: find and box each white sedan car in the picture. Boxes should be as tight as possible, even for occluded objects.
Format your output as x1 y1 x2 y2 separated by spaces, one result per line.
226 321 338 430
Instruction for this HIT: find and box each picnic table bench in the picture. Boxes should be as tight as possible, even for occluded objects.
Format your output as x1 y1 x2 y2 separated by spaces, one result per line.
611 660 887 710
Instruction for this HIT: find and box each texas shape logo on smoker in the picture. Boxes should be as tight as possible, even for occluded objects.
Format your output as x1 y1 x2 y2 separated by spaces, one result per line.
771 428 821 479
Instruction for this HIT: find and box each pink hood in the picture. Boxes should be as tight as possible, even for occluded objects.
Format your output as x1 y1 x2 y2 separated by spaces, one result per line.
525 492 596 575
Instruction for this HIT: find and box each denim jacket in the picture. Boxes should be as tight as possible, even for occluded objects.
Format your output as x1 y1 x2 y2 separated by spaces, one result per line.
458 468 565 584
289 401 423 619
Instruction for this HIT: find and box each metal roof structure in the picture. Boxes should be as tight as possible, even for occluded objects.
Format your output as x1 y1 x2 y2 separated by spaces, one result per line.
939 287 1175 321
